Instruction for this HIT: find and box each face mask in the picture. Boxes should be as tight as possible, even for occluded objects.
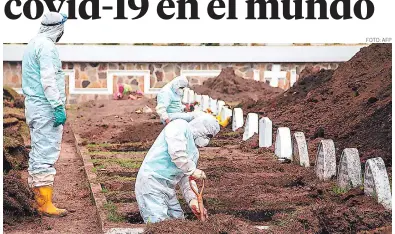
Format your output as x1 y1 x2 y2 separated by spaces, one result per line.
175 88 184 96
195 136 210 148
56 31 64 42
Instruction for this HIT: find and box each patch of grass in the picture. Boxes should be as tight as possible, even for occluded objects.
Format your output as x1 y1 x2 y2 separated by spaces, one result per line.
87 151 147 156
92 167 97 173
222 131 241 137
332 185 348 195
91 158 142 169
101 187 109 193
93 175 136 184
103 202 125 222
87 143 112 148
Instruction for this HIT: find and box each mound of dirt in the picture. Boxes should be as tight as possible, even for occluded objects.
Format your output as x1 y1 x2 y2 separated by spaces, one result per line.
3 171 37 226
244 43 392 167
269 187 392 233
193 67 282 103
143 214 263 234
110 122 164 144
4 86 25 108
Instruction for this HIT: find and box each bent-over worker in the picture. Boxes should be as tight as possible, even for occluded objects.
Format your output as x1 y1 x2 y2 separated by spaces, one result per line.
135 114 220 223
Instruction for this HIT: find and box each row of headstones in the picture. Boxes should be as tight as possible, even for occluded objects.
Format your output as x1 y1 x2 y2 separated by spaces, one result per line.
183 88 392 210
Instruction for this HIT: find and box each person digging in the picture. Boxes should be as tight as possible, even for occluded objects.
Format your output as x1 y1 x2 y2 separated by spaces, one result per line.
135 114 220 223
22 12 69 217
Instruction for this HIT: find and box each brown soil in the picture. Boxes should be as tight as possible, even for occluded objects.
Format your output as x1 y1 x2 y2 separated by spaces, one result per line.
66 48 392 233
70 98 161 144
143 214 264 234
244 43 392 169
3 87 34 225
4 125 101 233
193 67 282 103
198 144 391 233
3 170 37 226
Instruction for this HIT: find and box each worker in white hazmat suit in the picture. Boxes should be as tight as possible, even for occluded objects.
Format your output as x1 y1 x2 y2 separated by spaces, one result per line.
156 76 196 125
135 114 220 223
22 12 68 217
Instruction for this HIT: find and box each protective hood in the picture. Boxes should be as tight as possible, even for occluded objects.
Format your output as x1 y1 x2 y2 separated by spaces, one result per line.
169 76 189 94
38 12 68 42
189 113 220 140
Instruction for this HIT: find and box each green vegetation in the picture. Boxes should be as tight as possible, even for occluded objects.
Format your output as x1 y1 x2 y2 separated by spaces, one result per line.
103 202 125 222
91 158 142 169
332 185 348 195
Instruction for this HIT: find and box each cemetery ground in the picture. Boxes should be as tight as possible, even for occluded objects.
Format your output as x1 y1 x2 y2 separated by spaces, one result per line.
65 96 391 234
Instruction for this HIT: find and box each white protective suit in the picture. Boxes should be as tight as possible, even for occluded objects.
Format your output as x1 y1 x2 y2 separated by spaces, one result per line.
135 114 220 223
156 76 197 124
22 12 68 188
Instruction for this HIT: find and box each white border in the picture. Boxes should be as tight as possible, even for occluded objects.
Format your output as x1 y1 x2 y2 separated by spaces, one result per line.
68 69 112 95
107 70 153 94
181 70 222 77
3 45 367 63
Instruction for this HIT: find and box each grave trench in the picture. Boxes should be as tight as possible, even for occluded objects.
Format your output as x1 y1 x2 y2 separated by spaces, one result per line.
88 143 148 224
69 95 392 232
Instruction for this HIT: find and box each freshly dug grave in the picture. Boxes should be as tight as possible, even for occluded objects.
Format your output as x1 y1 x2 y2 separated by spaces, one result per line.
197 143 392 233
143 214 263 234
193 67 282 103
244 43 392 168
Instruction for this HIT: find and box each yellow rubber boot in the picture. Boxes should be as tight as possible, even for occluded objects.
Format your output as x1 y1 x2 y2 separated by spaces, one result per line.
219 117 231 128
33 186 68 217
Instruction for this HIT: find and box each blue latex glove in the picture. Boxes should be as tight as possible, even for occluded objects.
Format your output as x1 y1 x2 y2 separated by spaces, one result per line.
53 105 66 127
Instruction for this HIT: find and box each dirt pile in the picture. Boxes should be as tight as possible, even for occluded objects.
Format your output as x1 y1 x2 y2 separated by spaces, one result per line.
193 67 282 103
3 86 36 226
3 171 37 226
245 43 392 167
143 214 263 234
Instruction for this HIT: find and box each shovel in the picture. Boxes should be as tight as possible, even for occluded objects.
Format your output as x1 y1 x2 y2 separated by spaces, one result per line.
189 177 206 222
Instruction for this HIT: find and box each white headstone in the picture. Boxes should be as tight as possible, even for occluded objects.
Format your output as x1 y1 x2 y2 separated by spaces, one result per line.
263 64 287 87
209 98 218 115
201 95 210 112
274 127 292 160
290 69 297 87
314 139 336 181
195 95 202 110
220 107 232 123
182 88 190 104
364 157 392 210
242 113 259 141
217 101 225 116
232 108 244 132
259 117 272 148
187 90 195 104
292 132 309 167
337 148 362 190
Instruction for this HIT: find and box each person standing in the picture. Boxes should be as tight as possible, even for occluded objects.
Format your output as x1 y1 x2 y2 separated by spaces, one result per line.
22 12 68 217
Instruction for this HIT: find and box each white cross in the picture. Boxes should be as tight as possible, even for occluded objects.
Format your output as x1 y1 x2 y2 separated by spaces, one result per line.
264 64 287 87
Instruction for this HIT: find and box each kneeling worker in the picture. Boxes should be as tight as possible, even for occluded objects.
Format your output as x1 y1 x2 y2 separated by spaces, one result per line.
135 114 220 223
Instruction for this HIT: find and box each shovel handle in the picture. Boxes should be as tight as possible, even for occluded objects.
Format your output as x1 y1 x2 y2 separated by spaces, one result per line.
189 177 206 222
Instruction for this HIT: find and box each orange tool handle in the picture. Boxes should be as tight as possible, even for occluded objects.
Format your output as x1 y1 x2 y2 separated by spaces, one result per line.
189 177 206 222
